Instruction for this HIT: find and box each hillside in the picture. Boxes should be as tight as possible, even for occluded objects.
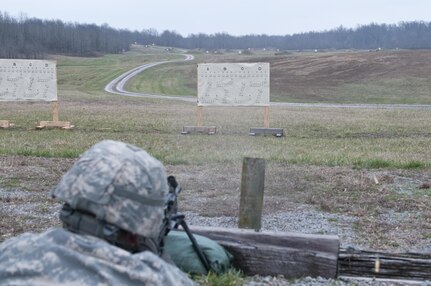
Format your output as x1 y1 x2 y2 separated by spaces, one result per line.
267 50 431 104
129 48 431 104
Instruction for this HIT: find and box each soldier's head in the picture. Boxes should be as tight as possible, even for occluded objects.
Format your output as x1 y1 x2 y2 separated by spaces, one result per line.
51 140 169 253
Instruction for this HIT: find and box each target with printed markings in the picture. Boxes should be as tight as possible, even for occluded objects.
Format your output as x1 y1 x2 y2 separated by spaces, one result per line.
0 59 57 102
197 63 269 106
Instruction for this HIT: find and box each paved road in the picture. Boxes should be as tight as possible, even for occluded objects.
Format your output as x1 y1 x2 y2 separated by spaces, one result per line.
271 102 431 109
104 54 195 103
105 54 431 110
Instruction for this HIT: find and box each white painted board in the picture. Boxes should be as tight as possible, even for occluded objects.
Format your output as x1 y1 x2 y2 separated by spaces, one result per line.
0 59 57 101
197 63 269 106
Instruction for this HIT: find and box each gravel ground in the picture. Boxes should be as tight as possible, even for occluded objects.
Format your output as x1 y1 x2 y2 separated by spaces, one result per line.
184 210 358 247
246 275 431 286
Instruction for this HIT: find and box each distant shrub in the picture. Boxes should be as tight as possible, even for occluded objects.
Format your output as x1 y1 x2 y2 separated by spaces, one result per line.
240 49 253 55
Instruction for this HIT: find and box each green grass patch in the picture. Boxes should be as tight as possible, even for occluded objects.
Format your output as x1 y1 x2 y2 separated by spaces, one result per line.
402 161 427 169
353 158 392 169
1 101 430 170
193 269 244 286
37 202 51 214
1 178 23 189
353 159 429 169
326 78 431 104
56 45 182 92
412 188 431 198
423 234 431 239
126 61 196 96
12 148 81 158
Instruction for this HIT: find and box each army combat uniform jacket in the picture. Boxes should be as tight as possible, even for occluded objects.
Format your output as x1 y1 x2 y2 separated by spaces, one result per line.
0 228 195 286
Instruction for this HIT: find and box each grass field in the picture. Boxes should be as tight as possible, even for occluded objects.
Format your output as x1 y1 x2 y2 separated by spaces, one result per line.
55 45 182 93
1 45 430 169
1 98 430 169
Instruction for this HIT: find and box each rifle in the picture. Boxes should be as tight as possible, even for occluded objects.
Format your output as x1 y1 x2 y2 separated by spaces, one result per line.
162 175 212 272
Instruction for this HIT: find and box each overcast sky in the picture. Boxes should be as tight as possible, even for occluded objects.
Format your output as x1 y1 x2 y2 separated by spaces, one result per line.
2 0 431 36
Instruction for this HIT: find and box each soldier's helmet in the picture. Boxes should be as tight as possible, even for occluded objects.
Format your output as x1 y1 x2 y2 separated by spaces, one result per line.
51 140 168 237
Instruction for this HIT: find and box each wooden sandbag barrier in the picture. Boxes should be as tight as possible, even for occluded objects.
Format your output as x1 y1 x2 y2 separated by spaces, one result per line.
189 226 340 279
189 226 431 282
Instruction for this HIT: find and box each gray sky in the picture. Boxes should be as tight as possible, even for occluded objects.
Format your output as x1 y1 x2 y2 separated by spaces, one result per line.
1 0 431 36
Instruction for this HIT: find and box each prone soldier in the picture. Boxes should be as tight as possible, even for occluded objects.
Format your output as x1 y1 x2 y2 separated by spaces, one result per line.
0 140 195 285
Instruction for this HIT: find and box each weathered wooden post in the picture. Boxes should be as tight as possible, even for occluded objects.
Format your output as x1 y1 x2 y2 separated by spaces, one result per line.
52 101 59 122
238 157 265 231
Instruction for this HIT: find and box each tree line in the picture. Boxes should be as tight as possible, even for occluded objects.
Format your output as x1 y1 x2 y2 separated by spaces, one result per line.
0 11 140 58
154 22 431 51
1 11 431 59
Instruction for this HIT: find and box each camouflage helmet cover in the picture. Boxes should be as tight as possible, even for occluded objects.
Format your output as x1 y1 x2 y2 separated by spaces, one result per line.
51 140 168 237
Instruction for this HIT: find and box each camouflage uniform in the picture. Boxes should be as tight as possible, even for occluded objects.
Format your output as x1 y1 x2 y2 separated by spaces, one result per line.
0 140 195 286
0 228 195 285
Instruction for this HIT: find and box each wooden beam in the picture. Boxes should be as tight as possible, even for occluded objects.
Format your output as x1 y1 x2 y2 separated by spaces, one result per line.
183 226 430 281
249 127 284 137
52 101 59 122
263 106 270 128
338 248 431 280
189 226 339 279
339 276 428 286
36 121 74 129
197 106 203 127
181 126 216 135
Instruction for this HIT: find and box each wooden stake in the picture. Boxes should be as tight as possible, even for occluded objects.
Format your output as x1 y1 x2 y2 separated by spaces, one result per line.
239 157 265 231
197 106 203 127
52 101 59 122
263 106 269 128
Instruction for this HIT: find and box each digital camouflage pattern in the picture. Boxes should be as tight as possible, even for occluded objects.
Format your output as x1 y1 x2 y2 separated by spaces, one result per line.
0 228 195 285
51 140 168 237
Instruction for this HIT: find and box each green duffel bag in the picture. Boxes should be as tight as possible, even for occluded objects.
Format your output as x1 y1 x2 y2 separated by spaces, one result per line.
164 230 233 275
